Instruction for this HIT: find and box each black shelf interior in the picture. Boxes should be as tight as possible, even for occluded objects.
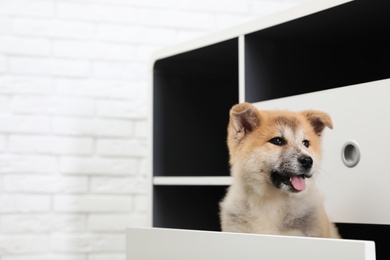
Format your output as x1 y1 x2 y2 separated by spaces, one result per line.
153 38 239 177
337 223 390 260
245 0 390 102
153 185 228 231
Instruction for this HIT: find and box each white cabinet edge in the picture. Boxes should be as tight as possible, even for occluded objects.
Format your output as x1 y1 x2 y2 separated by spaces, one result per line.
149 0 353 66
127 227 375 260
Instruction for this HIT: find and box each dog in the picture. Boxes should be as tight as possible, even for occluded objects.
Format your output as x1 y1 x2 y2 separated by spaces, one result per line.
219 102 340 238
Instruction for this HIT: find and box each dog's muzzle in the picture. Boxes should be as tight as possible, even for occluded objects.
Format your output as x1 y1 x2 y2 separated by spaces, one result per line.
270 155 314 192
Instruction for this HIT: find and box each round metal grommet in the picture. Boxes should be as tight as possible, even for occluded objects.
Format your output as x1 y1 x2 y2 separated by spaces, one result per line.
341 140 360 168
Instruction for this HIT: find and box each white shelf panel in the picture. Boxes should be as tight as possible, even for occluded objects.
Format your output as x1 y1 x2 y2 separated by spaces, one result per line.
153 176 232 186
252 78 390 225
127 227 375 260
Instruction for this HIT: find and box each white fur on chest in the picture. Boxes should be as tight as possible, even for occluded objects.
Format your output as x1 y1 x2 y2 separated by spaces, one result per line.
220 177 322 236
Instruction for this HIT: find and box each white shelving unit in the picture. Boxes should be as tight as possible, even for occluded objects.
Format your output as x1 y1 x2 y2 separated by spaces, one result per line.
129 0 390 258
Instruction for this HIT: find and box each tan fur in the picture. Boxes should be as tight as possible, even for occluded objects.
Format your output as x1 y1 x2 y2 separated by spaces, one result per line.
219 103 340 238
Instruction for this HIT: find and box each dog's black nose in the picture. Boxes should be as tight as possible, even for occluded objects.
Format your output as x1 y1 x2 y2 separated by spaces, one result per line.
298 156 313 169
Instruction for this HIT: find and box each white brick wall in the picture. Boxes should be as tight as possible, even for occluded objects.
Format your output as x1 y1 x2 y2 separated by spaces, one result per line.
9 135 93 155
0 36 51 56
0 0 308 258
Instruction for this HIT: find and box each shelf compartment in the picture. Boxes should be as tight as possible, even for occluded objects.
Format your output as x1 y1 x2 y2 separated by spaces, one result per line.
253 78 390 259
153 185 227 231
245 0 390 103
153 38 239 177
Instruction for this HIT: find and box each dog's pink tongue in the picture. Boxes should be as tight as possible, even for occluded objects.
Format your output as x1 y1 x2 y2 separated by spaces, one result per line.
291 176 306 191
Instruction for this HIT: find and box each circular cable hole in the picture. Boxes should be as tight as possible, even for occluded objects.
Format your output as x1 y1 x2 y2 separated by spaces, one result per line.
341 141 360 168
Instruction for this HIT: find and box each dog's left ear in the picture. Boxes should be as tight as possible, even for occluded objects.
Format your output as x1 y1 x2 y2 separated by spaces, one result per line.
301 110 333 136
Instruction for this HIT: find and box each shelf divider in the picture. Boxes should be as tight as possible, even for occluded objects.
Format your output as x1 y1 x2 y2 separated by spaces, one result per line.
153 176 232 186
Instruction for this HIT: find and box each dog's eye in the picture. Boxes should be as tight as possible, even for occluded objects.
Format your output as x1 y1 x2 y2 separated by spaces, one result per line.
302 139 310 148
269 137 286 146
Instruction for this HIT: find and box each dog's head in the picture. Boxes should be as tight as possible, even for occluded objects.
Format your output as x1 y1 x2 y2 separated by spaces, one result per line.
227 103 333 194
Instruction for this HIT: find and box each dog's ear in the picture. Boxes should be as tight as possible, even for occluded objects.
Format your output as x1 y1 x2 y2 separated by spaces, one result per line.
229 103 260 141
301 110 333 136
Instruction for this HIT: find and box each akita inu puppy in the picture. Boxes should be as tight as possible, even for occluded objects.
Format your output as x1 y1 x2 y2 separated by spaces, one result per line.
219 102 340 238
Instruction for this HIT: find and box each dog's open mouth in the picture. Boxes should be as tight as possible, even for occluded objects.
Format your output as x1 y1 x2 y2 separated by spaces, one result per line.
271 171 308 192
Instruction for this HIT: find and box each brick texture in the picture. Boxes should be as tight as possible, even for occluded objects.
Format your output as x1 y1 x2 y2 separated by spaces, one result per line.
0 0 308 258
